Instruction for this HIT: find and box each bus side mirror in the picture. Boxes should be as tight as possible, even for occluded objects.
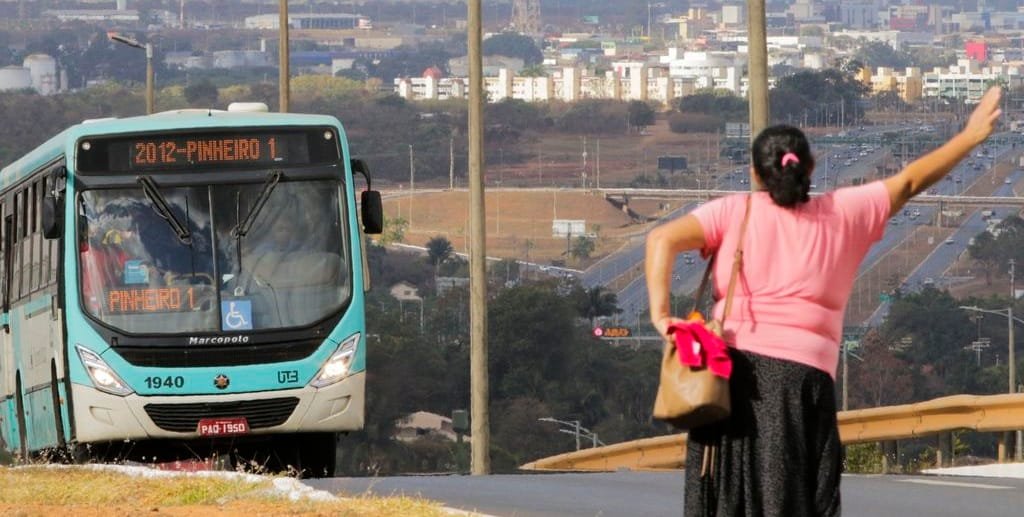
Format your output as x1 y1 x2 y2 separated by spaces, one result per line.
351 158 383 234
361 190 383 234
42 195 62 239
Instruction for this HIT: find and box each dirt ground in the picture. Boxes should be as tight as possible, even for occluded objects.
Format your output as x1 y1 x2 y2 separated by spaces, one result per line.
384 189 684 267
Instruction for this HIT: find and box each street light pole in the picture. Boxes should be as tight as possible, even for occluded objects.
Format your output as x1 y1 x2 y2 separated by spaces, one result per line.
107 32 154 114
144 42 153 114
279 0 290 112
538 417 602 451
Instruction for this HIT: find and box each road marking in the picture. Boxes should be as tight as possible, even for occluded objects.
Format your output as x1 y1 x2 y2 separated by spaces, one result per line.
896 479 1014 490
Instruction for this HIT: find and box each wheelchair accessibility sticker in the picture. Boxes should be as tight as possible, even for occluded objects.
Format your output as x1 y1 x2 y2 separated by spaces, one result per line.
221 300 253 331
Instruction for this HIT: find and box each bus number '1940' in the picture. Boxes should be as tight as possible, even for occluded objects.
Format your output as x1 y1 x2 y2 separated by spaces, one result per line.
144 376 185 389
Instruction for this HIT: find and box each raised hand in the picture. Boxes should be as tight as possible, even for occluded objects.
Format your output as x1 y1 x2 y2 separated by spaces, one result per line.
963 86 1003 146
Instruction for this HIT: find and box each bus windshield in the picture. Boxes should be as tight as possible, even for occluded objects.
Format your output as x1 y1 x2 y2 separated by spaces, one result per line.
78 180 350 335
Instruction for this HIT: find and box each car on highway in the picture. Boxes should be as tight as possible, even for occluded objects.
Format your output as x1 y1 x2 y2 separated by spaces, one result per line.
945 237 955 245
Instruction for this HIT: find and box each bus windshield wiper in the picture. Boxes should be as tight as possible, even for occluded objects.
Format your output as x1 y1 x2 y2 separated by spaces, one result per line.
232 170 282 238
137 176 192 245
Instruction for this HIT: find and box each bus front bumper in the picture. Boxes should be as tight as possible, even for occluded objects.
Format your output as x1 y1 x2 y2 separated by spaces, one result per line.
70 371 365 444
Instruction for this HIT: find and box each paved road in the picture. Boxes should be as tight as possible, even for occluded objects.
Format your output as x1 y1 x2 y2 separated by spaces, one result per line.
307 471 1024 517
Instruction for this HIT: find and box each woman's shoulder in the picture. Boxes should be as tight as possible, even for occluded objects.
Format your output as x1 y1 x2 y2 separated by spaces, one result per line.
706 191 760 207
822 180 888 205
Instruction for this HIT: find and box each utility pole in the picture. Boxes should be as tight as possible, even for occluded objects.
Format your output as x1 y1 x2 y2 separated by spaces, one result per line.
596 139 601 189
449 134 455 190
409 144 415 228
1010 259 1016 395
747 0 769 190
467 0 490 476
581 136 588 188
842 341 849 411
278 0 290 112
1011 259 1021 461
538 147 543 185
647 2 652 39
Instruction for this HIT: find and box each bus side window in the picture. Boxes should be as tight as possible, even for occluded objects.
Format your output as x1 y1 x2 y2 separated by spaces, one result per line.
29 181 38 293
18 188 28 300
12 191 21 301
44 176 56 286
0 201 5 308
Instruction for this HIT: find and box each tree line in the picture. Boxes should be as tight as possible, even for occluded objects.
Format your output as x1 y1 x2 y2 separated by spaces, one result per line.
337 239 660 474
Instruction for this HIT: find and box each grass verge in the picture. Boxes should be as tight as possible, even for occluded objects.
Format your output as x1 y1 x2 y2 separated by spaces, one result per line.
0 466 449 516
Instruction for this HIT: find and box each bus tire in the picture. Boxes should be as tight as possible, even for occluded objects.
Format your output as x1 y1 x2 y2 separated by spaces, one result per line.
14 374 27 461
50 361 66 448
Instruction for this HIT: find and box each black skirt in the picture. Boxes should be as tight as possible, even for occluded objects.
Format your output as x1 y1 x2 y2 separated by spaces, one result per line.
684 349 843 517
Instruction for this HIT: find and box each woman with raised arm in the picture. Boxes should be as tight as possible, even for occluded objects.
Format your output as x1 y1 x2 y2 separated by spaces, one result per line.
645 87 1002 516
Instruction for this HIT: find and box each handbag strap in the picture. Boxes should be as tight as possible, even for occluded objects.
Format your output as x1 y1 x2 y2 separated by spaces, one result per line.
689 195 753 327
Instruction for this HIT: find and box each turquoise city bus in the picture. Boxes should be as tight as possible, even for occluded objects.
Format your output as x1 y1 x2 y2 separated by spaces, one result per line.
0 104 383 476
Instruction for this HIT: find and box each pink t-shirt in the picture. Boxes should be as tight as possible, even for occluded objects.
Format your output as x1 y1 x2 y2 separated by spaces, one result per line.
689 181 891 378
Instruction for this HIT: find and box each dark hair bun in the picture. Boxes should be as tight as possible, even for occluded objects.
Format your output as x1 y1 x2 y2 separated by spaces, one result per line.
750 125 814 208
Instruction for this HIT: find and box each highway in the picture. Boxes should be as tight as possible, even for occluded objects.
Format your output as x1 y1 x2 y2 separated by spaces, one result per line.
863 140 1021 326
590 131 1021 331
308 471 1024 517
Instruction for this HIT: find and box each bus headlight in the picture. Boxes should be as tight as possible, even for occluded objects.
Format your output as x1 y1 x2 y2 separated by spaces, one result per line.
76 345 134 396
310 334 359 388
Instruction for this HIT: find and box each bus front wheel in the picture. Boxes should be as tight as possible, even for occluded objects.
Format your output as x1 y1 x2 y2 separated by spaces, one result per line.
295 432 338 478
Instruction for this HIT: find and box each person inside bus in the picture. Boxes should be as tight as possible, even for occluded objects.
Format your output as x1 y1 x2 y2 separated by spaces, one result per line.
244 203 327 285
80 218 133 313
234 201 341 327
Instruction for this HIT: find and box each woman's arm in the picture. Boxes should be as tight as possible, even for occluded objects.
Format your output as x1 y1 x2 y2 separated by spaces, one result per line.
645 214 706 340
883 86 1003 214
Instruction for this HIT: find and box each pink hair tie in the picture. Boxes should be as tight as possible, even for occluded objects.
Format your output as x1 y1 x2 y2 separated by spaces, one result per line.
781 152 800 167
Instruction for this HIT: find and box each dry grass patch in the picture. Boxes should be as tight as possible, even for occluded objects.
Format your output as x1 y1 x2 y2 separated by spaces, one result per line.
0 466 447 517
387 189 660 266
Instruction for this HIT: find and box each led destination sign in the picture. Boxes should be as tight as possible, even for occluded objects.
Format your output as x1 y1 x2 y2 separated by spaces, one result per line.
76 128 340 173
105 286 201 314
130 135 288 169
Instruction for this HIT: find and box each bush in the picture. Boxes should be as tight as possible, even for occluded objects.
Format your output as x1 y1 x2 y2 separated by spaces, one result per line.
844 443 883 474
668 112 722 133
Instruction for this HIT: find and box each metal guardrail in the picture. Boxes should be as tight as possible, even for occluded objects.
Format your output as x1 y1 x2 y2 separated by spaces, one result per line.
840 393 1024 443
520 393 1024 472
